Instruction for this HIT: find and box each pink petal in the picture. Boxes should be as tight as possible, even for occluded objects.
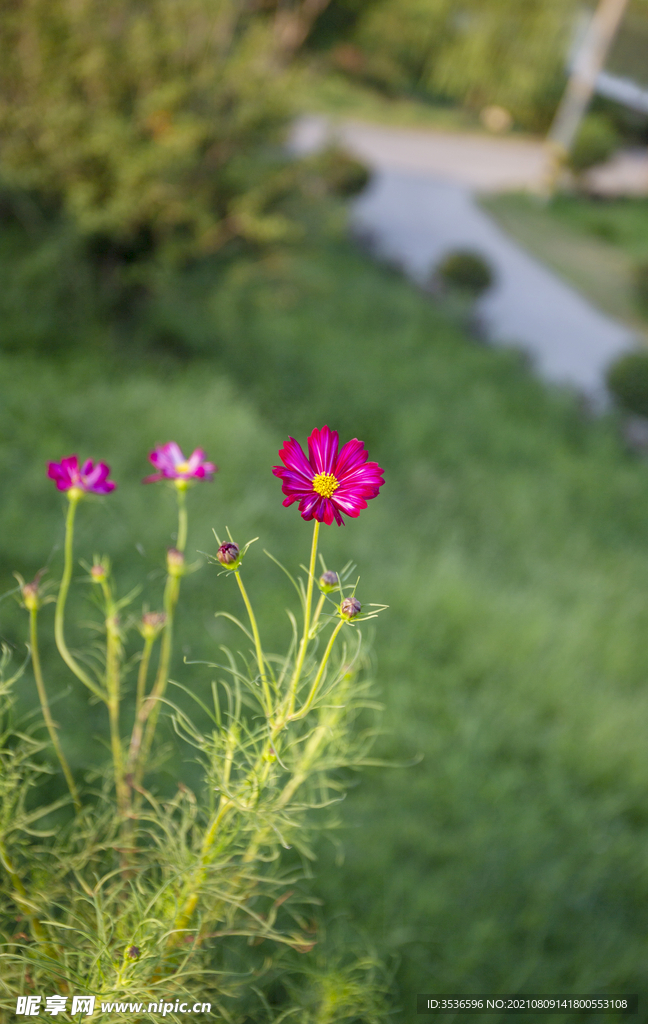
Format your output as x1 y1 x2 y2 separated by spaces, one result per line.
334 438 369 479
333 492 366 515
307 426 338 476
297 492 321 518
82 463 103 487
47 462 68 483
186 449 205 472
276 437 314 481
164 442 185 467
60 456 79 475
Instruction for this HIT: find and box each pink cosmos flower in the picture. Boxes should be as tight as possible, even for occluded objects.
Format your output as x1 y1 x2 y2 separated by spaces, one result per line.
47 455 116 495
272 425 384 526
144 442 217 485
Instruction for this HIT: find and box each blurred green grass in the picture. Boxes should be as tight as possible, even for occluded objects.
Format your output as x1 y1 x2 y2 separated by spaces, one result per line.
292 66 481 132
483 193 648 338
2 222 648 1020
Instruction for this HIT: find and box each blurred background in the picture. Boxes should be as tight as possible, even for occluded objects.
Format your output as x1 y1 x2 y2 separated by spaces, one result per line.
3 1 648 1020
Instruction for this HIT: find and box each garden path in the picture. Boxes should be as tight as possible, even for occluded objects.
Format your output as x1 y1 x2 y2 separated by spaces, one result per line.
291 116 641 404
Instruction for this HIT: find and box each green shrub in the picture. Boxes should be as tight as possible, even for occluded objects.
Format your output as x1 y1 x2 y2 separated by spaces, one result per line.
606 349 648 418
341 0 576 131
0 0 301 262
435 249 495 295
313 146 372 197
568 114 619 174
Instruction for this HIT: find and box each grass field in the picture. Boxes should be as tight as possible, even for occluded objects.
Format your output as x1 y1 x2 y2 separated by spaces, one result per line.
2 214 648 1021
483 193 648 338
293 65 482 133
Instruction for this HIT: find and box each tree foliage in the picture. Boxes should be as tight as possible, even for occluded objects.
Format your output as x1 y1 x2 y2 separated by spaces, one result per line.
0 0 331 260
331 0 581 130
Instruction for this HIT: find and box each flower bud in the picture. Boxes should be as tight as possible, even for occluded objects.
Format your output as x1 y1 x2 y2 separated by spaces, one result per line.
318 570 339 594
21 581 40 612
216 542 241 569
166 548 185 577
90 563 107 584
340 596 362 620
140 611 166 639
126 945 140 960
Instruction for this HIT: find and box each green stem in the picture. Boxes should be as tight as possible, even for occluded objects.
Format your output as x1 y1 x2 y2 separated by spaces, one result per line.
167 796 233 947
54 495 105 702
309 592 326 636
287 520 320 717
176 488 188 553
102 582 128 818
129 574 180 793
29 608 81 812
129 489 188 792
134 635 155 721
165 727 238 949
290 618 345 722
234 572 272 716
0 838 57 958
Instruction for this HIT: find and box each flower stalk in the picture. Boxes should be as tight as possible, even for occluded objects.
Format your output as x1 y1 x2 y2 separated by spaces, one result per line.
234 571 272 716
290 617 345 722
100 576 129 819
54 494 106 702
128 494 186 794
286 519 320 719
29 604 81 812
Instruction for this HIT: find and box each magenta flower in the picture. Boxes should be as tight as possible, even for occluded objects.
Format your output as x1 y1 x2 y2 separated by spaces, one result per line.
47 455 116 495
272 425 384 526
144 442 217 485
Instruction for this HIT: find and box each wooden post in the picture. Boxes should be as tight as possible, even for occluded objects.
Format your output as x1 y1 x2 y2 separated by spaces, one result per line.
544 0 629 194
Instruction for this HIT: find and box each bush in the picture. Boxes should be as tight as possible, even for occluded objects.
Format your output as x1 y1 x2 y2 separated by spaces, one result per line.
435 249 495 295
0 432 389 1020
337 0 576 131
606 349 648 418
0 0 301 262
313 146 372 197
568 114 619 174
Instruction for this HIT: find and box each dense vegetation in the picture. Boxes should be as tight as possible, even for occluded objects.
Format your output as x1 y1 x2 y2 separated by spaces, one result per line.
3 0 648 1018
2 203 648 1018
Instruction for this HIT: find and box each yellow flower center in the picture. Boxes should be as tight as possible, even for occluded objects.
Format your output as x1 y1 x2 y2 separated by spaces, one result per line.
175 461 191 474
312 472 339 498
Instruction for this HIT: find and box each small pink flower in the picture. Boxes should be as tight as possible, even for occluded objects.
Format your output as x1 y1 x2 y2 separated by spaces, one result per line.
144 442 217 485
272 425 384 526
47 455 116 495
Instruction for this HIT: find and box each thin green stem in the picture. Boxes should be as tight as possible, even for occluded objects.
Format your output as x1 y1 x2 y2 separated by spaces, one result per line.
134 635 155 721
129 574 180 793
54 495 105 702
309 592 326 636
29 608 81 812
103 589 128 818
287 520 320 717
290 618 345 722
176 488 188 552
234 572 272 716
167 796 233 947
0 838 58 959
129 487 187 792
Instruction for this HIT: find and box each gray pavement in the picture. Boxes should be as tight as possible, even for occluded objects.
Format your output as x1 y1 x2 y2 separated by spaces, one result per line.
291 116 640 403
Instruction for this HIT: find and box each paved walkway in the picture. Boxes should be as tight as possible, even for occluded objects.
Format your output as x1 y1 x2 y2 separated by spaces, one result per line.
291 116 641 404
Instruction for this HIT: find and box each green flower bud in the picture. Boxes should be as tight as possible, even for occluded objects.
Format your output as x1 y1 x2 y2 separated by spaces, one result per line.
318 570 339 594
140 611 166 639
167 548 185 577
